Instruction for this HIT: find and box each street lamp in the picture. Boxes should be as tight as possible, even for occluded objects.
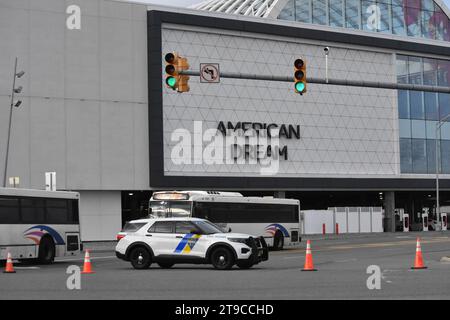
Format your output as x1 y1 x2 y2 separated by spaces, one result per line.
435 113 450 227
3 57 25 187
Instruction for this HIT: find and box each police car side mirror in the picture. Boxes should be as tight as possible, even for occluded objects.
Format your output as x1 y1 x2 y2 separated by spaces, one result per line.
228 227 232 233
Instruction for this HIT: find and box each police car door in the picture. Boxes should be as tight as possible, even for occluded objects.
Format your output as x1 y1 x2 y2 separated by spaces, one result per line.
173 221 207 258
147 221 176 256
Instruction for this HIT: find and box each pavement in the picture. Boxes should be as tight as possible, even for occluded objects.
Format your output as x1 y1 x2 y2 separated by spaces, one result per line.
1 232 450 300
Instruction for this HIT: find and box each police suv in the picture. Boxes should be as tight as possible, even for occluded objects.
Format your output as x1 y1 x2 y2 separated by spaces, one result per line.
115 218 269 270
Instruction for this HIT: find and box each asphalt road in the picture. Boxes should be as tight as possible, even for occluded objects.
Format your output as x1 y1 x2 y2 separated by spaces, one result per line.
1 232 450 300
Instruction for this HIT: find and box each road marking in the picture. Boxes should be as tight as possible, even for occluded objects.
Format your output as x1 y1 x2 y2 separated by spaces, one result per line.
14 266 41 270
56 256 116 262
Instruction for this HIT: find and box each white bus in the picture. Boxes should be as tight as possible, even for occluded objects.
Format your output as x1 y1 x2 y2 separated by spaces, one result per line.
0 188 82 264
149 191 301 249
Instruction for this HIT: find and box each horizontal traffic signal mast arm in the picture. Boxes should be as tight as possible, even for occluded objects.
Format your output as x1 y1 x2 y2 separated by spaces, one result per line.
178 70 450 94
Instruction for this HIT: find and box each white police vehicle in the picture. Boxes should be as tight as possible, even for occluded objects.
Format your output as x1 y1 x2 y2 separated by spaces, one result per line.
115 218 269 270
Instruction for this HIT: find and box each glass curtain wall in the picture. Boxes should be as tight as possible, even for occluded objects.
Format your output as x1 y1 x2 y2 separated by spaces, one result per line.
278 0 450 42
397 54 450 174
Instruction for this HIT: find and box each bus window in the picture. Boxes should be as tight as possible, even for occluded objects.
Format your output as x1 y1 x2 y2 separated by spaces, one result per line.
0 197 20 223
194 202 298 223
149 201 191 218
20 198 45 223
46 199 69 224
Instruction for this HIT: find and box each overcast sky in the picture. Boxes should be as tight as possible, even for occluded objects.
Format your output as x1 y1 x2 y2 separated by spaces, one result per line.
132 0 450 9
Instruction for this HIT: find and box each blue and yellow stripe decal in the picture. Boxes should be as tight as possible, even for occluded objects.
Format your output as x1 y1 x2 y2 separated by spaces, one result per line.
174 233 202 253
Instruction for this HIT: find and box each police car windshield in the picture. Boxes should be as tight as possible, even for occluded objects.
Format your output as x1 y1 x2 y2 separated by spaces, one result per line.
192 220 224 234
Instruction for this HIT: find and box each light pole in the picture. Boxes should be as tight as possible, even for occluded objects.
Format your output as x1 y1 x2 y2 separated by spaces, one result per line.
435 113 450 226
3 57 25 188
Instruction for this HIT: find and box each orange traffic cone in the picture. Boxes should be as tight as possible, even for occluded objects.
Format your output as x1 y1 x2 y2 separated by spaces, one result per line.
3 252 16 273
81 250 95 274
302 240 317 271
411 237 427 270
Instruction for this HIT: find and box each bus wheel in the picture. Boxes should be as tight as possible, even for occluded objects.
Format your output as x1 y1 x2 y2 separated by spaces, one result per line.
38 236 56 264
129 247 152 270
211 247 235 270
273 232 284 251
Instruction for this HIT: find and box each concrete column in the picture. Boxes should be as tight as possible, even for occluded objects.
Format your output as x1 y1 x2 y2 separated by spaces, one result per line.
274 191 285 198
383 191 396 232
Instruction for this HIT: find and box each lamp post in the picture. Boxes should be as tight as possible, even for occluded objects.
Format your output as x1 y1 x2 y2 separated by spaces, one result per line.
435 113 450 226
3 57 25 187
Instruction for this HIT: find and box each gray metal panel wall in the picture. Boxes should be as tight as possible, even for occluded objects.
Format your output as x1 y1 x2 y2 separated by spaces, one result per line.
0 0 149 190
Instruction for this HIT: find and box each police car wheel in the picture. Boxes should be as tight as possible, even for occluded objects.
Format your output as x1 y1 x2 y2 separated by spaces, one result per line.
211 247 234 270
129 247 152 269
157 262 174 269
236 261 254 269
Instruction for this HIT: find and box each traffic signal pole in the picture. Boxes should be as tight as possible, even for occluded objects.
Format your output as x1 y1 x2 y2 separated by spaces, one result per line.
179 70 450 94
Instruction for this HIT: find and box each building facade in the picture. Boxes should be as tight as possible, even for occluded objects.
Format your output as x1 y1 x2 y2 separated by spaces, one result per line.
1 0 450 240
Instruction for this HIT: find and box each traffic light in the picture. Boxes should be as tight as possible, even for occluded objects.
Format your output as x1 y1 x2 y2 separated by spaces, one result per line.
164 52 190 93
294 58 306 94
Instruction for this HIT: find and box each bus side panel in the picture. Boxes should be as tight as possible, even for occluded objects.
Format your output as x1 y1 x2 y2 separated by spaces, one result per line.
224 223 300 247
0 224 80 260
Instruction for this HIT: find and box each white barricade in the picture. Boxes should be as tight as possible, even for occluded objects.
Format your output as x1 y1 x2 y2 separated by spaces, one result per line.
371 207 383 232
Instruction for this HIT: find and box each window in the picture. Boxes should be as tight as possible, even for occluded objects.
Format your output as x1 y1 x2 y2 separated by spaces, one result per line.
378 0 390 33
122 222 146 232
0 197 20 223
194 202 299 223
20 198 45 223
46 199 69 224
396 55 408 84
426 139 436 173
312 0 327 25
175 221 198 234
362 0 377 31
279 0 295 21
405 2 422 37
392 0 406 35
296 0 311 23
438 93 450 119
400 138 413 173
346 0 361 29
441 140 450 173
411 120 426 139
412 138 427 173
399 119 411 138
420 0 435 38
409 91 424 119
398 90 409 119
148 221 174 233
329 0 344 27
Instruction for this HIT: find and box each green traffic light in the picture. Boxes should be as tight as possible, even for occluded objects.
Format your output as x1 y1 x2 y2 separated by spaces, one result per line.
166 76 177 88
295 82 305 92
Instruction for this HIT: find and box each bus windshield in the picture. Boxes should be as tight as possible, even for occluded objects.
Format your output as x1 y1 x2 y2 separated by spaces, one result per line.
149 201 192 218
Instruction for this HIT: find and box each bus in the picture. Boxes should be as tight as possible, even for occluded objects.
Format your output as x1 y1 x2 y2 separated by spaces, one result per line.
149 191 301 249
0 188 82 264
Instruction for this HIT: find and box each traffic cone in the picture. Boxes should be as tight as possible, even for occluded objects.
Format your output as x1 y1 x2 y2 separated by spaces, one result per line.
81 250 95 274
411 237 427 270
302 240 317 271
3 252 16 273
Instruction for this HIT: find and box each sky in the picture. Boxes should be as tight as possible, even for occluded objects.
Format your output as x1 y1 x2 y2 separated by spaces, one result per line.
131 0 450 10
